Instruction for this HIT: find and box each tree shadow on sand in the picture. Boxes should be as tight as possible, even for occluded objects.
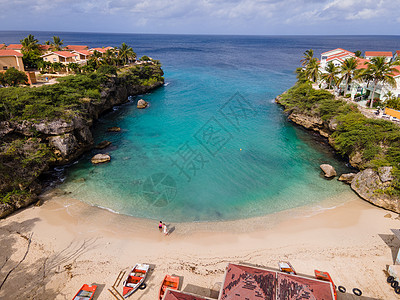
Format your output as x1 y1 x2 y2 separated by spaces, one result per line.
0 218 99 299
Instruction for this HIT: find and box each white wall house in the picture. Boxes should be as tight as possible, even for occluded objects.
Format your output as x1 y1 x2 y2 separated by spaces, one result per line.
319 48 355 70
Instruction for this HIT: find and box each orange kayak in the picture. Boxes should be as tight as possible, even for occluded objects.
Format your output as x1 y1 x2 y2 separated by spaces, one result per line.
72 284 97 300
159 275 180 300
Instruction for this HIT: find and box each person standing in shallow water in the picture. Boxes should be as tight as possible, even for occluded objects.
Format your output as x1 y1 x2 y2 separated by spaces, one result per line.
159 221 163 231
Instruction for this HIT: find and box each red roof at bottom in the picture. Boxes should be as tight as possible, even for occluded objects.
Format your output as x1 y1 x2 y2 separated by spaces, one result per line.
220 263 334 300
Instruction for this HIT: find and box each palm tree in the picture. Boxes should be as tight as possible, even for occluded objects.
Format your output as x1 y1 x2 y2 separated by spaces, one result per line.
338 57 358 93
51 36 64 51
103 49 117 66
360 57 399 108
322 61 340 89
20 34 39 52
300 49 314 67
354 50 362 58
118 43 136 65
304 58 320 83
88 50 103 69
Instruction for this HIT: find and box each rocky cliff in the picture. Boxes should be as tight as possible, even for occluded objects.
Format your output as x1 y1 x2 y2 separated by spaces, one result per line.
0 66 164 217
276 92 400 213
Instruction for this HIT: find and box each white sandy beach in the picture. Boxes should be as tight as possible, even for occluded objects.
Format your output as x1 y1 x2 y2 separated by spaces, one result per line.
1 188 400 300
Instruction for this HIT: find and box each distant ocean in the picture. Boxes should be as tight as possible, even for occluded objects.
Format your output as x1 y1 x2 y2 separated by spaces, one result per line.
2 32 400 222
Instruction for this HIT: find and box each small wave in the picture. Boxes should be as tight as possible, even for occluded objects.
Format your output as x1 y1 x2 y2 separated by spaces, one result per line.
164 82 170 86
95 204 121 215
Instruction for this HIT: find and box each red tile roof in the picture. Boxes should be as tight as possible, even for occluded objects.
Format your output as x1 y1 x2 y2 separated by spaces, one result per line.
90 47 107 53
356 58 369 70
0 44 5 49
0 50 23 57
396 50 400 56
65 45 89 51
321 48 354 55
162 290 211 300
220 264 335 300
220 264 277 299
72 50 92 56
6 44 23 50
365 51 392 57
390 66 400 77
42 51 77 58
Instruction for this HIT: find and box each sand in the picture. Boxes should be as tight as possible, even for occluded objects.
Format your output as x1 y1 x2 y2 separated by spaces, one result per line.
1 188 400 300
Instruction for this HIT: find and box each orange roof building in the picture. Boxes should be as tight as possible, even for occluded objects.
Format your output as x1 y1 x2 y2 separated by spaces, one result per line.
365 51 393 63
41 51 78 64
72 50 92 62
219 263 335 300
90 47 108 54
0 49 25 71
0 44 5 49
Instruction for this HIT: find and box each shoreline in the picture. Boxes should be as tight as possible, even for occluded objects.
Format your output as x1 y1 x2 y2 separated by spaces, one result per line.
1 189 400 299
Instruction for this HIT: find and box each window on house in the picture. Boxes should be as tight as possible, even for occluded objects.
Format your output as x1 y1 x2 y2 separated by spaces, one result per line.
322 56 327 60
44 57 47 61
53 58 57 62
3 66 7 70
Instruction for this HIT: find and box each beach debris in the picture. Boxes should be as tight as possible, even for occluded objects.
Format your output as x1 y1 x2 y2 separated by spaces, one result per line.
91 154 111 164
320 164 337 178
338 173 357 184
385 213 392 218
95 140 112 149
108 271 126 300
107 127 121 132
137 99 148 109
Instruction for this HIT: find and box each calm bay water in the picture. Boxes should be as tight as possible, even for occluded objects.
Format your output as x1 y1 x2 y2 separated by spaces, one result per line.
2 32 400 221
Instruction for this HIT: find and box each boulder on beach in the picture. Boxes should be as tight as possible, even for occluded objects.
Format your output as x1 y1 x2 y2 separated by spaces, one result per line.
338 173 357 184
107 127 121 132
320 164 337 178
95 140 112 149
91 154 111 164
137 99 148 109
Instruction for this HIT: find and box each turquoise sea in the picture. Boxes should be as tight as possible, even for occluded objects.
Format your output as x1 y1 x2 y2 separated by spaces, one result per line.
2 32 400 222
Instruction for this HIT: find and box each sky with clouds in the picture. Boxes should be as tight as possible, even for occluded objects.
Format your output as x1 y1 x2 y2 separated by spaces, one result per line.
0 0 399 35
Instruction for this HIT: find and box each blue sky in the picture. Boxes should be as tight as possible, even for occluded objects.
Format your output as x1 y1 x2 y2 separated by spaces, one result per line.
1 0 399 35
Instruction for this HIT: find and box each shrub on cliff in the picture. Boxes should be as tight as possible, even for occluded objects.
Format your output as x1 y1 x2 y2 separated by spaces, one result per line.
279 82 400 196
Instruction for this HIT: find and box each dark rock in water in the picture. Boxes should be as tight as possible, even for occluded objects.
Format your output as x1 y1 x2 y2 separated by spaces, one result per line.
96 140 112 149
351 168 400 213
91 154 111 164
107 127 121 132
137 99 148 109
338 173 357 184
320 164 337 178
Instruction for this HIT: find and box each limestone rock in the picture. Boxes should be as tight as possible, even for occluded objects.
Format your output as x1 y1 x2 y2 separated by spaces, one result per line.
137 99 148 109
351 168 400 213
96 141 112 149
349 151 363 168
91 154 111 164
338 173 357 184
378 166 393 183
320 164 337 178
289 113 329 137
107 127 121 132
48 134 78 158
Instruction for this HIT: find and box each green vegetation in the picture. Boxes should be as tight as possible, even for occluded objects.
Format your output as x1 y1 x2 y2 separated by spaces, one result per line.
279 82 400 196
0 68 28 87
